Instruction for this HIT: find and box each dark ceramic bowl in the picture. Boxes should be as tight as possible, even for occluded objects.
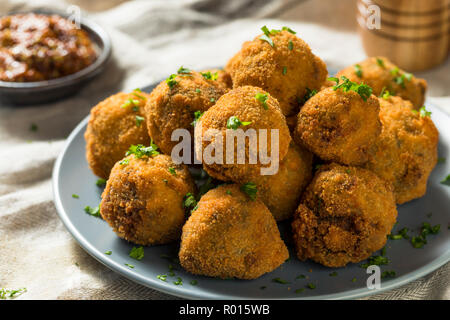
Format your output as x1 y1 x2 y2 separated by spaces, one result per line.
0 10 112 105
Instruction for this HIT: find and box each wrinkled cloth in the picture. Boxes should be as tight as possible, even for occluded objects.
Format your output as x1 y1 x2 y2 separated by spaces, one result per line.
0 0 448 300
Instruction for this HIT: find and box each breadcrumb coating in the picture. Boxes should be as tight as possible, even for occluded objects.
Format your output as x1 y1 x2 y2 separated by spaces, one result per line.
365 96 438 204
85 92 151 179
179 184 288 279
100 154 195 245
295 87 381 165
292 164 397 267
336 56 427 109
226 30 328 116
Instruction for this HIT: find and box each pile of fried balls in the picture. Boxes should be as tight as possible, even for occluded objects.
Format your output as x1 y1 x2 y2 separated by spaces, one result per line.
85 26 438 279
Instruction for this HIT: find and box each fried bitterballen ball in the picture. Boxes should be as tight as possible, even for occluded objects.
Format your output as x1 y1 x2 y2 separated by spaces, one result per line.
179 184 289 279
295 85 381 165
226 27 328 116
145 69 229 155
100 153 195 246
85 91 151 179
336 56 427 109
245 143 313 221
195 85 291 182
291 164 397 267
365 96 438 204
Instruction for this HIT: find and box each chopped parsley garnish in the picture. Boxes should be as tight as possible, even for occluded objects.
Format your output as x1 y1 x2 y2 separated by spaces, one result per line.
177 66 191 75
0 288 27 299
105 251 112 255
183 193 197 212
388 227 409 240
30 123 38 132
411 222 440 248
376 58 385 68
282 66 287 75
96 178 107 187
125 263 134 268
84 205 100 217
329 271 338 277
119 158 129 166
135 115 145 127
166 74 178 88
282 26 296 34
379 87 392 99
288 40 293 50
441 174 450 186
129 246 144 260
328 76 373 101
126 142 160 158
360 255 389 268
226 116 252 130
240 182 257 200
200 71 218 81
157 275 167 282
390 67 399 76
391 68 412 88
272 278 289 284
72 194 79 199
226 190 232 195
437 157 446 164
299 87 318 105
173 277 183 285
120 98 140 109
354 64 363 78
259 26 275 47
255 92 269 109
381 270 396 279
306 283 316 289
418 106 431 118
191 110 204 127
190 280 198 286
296 274 306 279
132 88 147 101
351 278 357 283
210 97 215 103
195 88 201 93
295 288 305 294
168 167 177 175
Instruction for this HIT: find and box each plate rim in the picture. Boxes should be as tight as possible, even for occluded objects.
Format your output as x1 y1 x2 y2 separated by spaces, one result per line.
52 101 450 300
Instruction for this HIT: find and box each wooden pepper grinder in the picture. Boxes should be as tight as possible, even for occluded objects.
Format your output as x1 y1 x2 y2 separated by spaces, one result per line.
357 0 449 71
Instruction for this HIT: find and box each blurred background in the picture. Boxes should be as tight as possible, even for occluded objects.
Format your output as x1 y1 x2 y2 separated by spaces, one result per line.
0 0 448 300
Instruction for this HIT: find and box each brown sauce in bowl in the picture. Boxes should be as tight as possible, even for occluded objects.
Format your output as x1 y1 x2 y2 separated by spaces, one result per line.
0 13 97 82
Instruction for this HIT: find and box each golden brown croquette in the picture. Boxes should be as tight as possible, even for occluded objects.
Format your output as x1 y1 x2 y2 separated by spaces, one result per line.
295 86 381 166
291 164 397 267
336 56 427 109
195 85 291 182
365 96 438 204
100 153 195 246
226 28 328 116
85 91 151 179
179 184 289 279
145 69 229 155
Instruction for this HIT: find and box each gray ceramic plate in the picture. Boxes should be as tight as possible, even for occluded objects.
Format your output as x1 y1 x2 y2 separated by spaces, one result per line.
53 84 450 299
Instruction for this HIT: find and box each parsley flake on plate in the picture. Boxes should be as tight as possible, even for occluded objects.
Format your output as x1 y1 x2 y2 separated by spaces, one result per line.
84 205 100 217
129 246 144 260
